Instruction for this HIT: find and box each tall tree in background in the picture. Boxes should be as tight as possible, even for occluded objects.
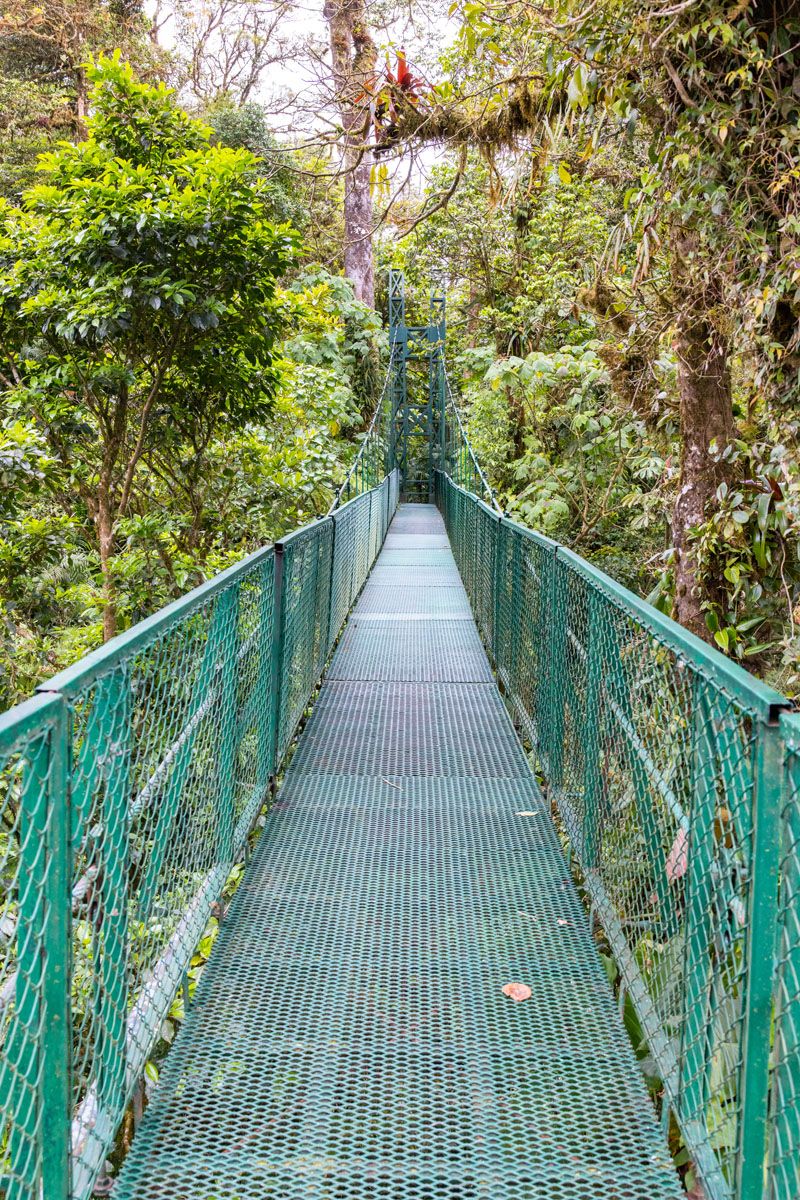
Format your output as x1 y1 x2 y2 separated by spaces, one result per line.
167 0 294 104
323 0 376 306
0 0 165 194
390 0 800 644
0 58 295 639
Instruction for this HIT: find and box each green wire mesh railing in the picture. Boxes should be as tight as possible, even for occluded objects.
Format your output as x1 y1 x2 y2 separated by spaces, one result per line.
330 344 397 511
441 363 503 515
0 468 398 1200
772 714 800 1200
0 695 68 1200
63 545 277 1199
436 467 798 1200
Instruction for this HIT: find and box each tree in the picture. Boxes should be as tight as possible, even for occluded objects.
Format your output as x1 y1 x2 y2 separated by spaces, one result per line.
203 99 303 224
323 0 377 306
0 1 165 194
168 0 294 104
387 0 800 644
398 147 673 594
0 55 296 639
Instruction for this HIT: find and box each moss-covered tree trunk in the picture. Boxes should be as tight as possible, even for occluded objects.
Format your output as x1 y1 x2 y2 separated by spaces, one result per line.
324 0 376 307
671 232 735 639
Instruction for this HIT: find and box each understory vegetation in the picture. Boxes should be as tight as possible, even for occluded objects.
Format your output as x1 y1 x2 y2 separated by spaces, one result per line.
0 52 381 707
1 1 799 702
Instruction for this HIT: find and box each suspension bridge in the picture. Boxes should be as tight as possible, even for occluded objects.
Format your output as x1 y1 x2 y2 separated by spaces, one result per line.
1 272 799 1200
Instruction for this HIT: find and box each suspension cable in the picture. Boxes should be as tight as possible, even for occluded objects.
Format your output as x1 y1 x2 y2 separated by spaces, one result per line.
442 360 504 516
329 335 504 518
329 340 399 513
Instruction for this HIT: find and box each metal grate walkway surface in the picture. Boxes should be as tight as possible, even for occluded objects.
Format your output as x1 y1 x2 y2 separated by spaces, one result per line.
116 504 682 1200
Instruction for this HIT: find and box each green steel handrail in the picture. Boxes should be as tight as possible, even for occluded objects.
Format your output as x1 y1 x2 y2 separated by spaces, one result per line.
435 461 797 1200
330 342 400 512
37 544 278 699
0 468 399 1200
555 544 788 723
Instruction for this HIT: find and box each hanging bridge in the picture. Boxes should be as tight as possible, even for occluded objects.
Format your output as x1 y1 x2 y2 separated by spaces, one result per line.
1 271 799 1200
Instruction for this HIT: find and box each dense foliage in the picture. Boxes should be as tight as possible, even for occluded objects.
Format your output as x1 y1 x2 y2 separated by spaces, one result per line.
393 1 800 692
0 57 382 706
2 7 799 1194
2 1 799 698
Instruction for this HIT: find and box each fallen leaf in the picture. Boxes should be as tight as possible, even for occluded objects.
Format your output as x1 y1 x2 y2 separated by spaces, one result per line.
502 982 532 1002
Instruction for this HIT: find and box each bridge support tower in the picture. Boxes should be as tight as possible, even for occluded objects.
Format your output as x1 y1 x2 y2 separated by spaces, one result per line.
388 270 446 502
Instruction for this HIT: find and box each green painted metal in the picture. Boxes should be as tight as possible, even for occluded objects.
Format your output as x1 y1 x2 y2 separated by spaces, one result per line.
386 270 449 502
581 590 604 868
40 697 71 1200
771 713 800 1200
436 464 797 1200
111 502 684 1200
738 719 783 1200
0 693 69 1200
1 270 800 1200
0 469 398 1200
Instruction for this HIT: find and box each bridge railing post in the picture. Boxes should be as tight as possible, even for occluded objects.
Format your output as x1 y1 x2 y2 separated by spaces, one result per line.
40 697 71 1200
256 557 275 796
580 589 604 868
268 541 286 779
546 549 567 795
737 715 784 1200
327 506 340 653
216 587 240 862
3 695 72 1200
769 712 800 1200
491 511 503 671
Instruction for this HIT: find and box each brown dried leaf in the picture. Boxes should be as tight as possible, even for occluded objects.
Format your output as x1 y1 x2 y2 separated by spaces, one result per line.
502 982 532 1002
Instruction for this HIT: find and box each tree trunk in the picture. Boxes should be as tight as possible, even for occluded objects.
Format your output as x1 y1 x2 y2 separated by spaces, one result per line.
97 479 118 642
74 65 89 139
96 393 127 643
324 0 376 307
671 233 735 640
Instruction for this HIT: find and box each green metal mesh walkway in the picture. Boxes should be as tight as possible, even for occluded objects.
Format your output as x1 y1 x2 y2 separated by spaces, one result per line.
115 504 682 1200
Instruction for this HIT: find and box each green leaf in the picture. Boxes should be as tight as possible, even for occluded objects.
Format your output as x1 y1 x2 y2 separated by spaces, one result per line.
599 952 619 987
756 491 771 532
